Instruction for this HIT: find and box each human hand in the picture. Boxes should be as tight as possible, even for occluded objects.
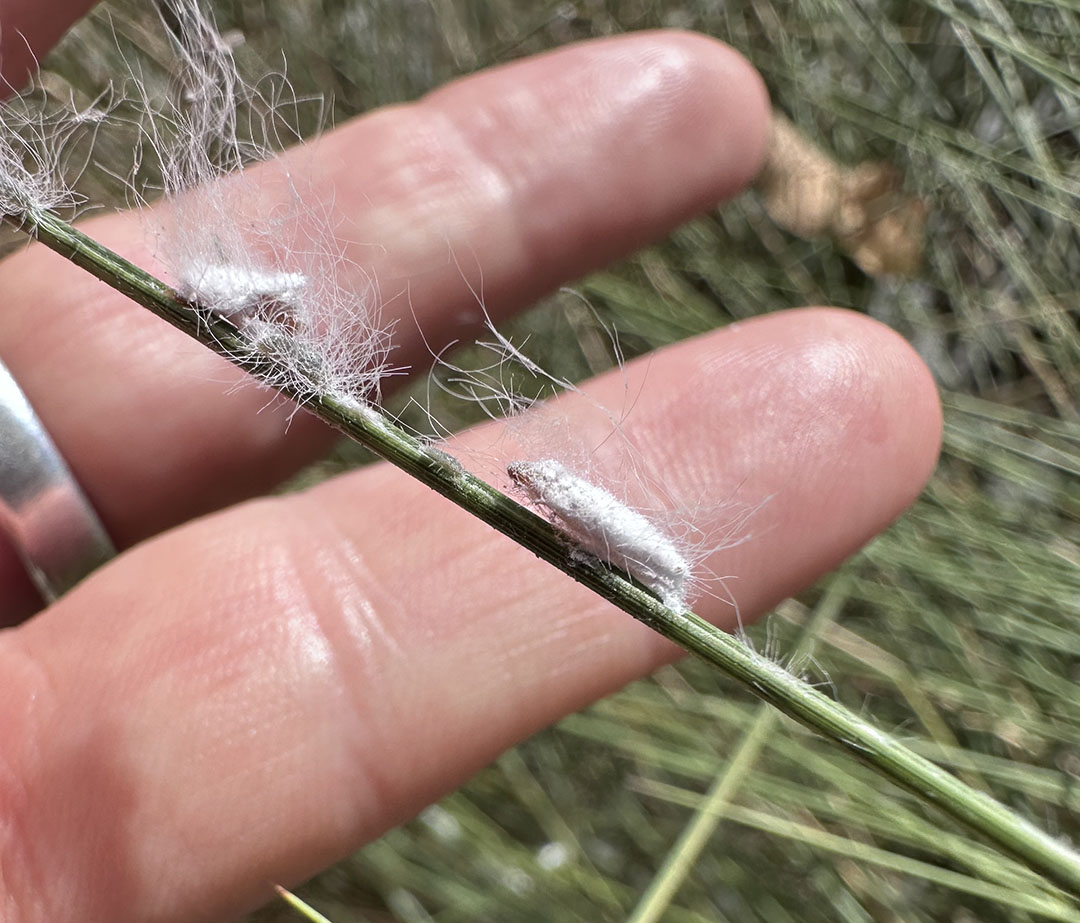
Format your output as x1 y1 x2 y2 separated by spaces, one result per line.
0 7 942 922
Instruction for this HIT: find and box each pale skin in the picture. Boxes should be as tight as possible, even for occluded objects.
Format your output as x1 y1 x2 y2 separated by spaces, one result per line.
0 5 943 922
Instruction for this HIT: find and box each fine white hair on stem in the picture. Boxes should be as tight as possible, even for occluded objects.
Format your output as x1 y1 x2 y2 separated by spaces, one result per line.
0 77 113 220
137 0 395 405
426 284 763 617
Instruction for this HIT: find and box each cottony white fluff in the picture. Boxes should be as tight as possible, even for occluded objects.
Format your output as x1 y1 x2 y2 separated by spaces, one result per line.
508 458 692 610
142 0 393 404
0 83 111 219
176 263 307 318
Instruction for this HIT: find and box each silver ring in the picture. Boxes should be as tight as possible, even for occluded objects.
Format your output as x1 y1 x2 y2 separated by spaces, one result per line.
0 357 115 603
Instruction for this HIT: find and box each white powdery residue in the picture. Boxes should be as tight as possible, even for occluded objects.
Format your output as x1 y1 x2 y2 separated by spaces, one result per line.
508 458 692 611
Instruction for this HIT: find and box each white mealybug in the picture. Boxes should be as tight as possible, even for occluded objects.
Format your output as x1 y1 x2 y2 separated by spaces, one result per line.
508 458 692 611
178 263 308 319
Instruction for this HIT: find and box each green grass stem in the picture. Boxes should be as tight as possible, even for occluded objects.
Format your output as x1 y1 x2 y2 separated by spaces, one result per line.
627 580 851 923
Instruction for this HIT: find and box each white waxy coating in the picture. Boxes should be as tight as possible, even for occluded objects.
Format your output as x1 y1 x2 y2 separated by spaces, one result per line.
508 458 691 610
178 263 308 316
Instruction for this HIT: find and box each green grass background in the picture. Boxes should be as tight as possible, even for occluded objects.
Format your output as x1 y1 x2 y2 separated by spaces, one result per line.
33 1 1080 920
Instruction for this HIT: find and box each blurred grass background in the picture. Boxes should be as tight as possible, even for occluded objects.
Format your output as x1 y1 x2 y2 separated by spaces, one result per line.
30 0 1080 920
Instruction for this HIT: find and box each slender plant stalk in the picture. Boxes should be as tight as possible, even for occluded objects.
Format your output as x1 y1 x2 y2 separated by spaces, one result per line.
632 779 1080 922
628 582 849 923
17 205 1080 901
273 886 337 923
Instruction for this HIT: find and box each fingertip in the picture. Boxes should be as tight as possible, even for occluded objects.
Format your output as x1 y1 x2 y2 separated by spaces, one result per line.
762 306 943 597
406 29 772 271
572 28 772 212
855 308 943 496
795 306 943 510
650 29 773 196
642 306 942 616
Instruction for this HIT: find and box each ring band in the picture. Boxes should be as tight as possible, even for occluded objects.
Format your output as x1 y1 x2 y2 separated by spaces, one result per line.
0 358 115 603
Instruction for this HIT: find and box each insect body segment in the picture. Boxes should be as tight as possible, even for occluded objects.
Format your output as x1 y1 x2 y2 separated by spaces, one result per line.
508 459 691 611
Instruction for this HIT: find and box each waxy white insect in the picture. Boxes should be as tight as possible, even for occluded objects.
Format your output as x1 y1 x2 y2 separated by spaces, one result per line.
178 263 308 318
508 458 692 611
